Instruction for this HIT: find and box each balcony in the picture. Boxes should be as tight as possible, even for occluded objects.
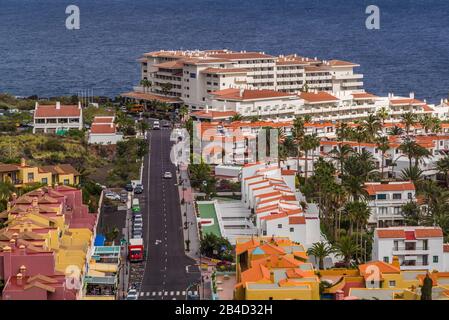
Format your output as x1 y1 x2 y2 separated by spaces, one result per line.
392 246 429 256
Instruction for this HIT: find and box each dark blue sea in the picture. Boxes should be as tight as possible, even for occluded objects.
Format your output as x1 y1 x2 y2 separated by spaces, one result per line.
0 0 448 102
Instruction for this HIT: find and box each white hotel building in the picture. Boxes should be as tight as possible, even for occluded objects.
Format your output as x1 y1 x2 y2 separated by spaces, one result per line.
121 49 449 123
126 49 363 109
372 226 449 271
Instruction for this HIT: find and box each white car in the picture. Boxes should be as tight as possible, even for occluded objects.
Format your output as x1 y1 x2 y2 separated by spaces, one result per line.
126 289 138 300
163 172 172 179
104 192 120 201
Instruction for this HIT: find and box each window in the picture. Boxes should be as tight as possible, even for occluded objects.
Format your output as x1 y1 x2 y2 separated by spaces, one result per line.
27 172 34 182
393 207 401 215
392 193 402 200
377 194 387 200
379 207 388 215
41 178 48 184
408 192 413 199
63 179 70 185
277 224 282 229
289 227 294 232
190 73 196 79
389 280 396 287
433 256 439 263
383 256 389 263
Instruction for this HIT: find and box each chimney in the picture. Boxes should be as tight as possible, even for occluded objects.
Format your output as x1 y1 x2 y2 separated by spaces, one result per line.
9 239 16 247
205 104 209 113
78 101 82 109
35 101 38 110
335 290 345 300
20 158 26 167
240 88 244 97
270 271 275 283
409 92 414 99
56 101 61 110
19 265 26 278
392 256 400 268
16 273 23 286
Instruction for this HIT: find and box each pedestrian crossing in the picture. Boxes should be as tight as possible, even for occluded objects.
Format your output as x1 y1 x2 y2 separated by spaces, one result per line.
138 290 198 299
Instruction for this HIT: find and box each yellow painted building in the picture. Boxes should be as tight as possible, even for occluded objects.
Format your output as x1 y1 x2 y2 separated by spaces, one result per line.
0 158 80 188
0 187 95 295
234 237 320 300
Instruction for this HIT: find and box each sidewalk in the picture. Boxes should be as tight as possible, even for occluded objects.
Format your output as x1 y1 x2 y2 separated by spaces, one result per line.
178 164 200 261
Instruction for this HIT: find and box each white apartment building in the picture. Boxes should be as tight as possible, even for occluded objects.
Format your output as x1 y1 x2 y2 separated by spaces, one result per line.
240 163 321 247
88 116 123 145
131 49 363 110
207 88 303 121
372 226 449 271
33 102 83 134
364 182 416 227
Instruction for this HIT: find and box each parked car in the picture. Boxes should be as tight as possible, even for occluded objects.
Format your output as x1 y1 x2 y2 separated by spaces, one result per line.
125 183 134 192
163 171 172 179
133 214 143 221
134 184 144 194
120 191 128 203
132 231 143 239
104 192 120 201
126 289 138 300
133 222 143 229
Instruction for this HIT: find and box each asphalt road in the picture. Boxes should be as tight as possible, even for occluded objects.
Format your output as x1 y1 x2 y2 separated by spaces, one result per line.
137 128 200 300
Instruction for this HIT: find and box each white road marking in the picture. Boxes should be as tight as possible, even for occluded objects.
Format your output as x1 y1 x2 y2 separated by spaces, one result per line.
176 291 180 295
146 292 150 296
158 292 162 296
164 291 168 296
182 291 186 295
152 292 156 296
140 292 145 297
170 291 174 296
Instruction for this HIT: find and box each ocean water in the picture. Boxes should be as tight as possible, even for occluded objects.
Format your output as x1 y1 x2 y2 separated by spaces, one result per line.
0 0 448 103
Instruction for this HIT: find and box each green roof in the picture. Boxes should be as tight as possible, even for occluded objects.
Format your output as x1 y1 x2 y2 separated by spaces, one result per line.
197 203 221 237
94 246 121 256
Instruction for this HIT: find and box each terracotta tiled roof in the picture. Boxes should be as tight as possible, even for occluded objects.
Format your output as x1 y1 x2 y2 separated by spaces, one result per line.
444 244 449 253
299 91 339 103
35 105 81 118
359 261 400 278
211 88 296 101
352 92 378 99
289 216 306 225
90 123 116 134
376 229 406 239
327 59 359 67
365 182 415 195
390 98 426 106
190 110 237 120
415 228 443 238
153 60 184 69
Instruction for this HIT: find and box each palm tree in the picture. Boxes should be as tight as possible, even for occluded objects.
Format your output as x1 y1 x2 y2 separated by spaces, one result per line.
344 201 371 236
401 201 423 225
336 122 350 142
399 138 431 171
334 235 360 268
362 113 381 141
0 181 15 212
376 107 389 126
307 242 335 270
400 166 423 183
300 134 320 181
178 105 189 123
436 156 449 187
329 144 353 176
419 114 434 134
160 82 173 96
139 79 152 93
292 116 306 178
231 114 243 122
137 120 149 135
376 136 390 179
401 112 417 136
388 125 404 136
